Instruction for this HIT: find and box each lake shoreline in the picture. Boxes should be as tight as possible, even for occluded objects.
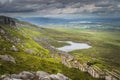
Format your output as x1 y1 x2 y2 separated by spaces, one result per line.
56 41 92 52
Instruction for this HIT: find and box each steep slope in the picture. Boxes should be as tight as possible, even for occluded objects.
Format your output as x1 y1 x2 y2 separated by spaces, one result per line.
0 16 100 80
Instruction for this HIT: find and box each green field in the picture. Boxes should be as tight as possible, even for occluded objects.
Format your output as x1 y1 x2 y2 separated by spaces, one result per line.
45 27 120 70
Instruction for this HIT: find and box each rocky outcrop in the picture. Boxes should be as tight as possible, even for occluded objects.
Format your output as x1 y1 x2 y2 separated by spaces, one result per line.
0 55 16 63
11 71 34 79
0 16 16 28
0 71 71 80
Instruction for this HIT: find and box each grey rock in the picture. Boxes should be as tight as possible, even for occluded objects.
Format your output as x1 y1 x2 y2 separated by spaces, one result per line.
0 55 16 63
36 71 50 79
57 73 70 80
11 74 21 79
1 71 71 80
50 73 70 80
0 29 5 34
11 45 19 52
26 48 34 54
1 74 10 79
0 74 15 80
49 74 59 80
40 76 51 80
2 77 10 80
18 71 34 79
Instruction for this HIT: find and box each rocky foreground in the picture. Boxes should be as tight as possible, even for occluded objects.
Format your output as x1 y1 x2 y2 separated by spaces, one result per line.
0 71 71 80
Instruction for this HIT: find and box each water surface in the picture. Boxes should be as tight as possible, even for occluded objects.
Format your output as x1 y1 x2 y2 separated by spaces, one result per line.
56 41 92 52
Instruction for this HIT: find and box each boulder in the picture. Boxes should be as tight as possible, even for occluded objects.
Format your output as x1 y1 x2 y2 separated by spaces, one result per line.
0 55 16 63
1 71 71 80
49 74 59 80
36 71 50 79
1 72 34 80
11 74 21 79
40 76 51 80
18 71 34 79
50 73 70 80
0 74 18 80
56 73 70 80
1 74 10 79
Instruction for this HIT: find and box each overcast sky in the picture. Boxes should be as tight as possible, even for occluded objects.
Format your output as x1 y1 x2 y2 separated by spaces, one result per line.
0 0 120 19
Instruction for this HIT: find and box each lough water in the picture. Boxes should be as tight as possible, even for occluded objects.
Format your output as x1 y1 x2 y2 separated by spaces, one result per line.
56 41 92 52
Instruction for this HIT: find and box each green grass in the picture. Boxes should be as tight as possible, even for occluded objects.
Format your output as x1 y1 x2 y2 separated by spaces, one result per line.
0 52 99 80
0 23 100 80
47 27 120 70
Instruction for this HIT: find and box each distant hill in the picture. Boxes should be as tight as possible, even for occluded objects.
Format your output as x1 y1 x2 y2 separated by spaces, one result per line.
17 17 120 25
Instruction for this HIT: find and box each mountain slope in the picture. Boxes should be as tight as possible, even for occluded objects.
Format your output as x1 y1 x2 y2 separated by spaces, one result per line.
0 16 99 80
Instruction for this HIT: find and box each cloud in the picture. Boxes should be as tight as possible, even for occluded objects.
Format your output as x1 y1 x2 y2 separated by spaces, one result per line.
0 0 8 4
0 0 120 18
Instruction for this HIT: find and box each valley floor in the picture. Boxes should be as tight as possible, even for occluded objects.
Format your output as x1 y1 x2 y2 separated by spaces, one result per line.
50 28 120 71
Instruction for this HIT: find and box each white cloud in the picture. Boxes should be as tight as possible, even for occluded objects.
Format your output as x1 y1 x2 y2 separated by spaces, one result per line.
118 5 120 8
0 0 8 4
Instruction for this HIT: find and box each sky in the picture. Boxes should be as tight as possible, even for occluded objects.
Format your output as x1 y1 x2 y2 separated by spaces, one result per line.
0 0 120 19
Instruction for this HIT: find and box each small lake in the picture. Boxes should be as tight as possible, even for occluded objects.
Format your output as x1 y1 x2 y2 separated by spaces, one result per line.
56 41 92 52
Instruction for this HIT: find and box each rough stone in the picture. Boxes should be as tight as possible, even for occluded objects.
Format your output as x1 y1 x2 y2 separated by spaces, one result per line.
36 71 50 79
18 71 34 79
0 55 16 63
26 48 34 54
11 74 21 79
0 29 5 34
57 73 70 80
11 45 19 52
50 73 70 80
49 74 58 80
1 71 71 80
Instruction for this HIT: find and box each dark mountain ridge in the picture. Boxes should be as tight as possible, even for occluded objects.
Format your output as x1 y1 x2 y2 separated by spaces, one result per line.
0 16 16 28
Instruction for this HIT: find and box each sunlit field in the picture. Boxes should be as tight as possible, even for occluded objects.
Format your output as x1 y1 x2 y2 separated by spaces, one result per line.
45 27 120 70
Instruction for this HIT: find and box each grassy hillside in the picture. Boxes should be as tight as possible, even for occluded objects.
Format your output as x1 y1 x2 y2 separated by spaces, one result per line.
0 21 100 80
